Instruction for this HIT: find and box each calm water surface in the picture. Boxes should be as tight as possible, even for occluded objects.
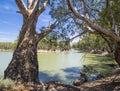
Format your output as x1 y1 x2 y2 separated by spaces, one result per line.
0 50 84 84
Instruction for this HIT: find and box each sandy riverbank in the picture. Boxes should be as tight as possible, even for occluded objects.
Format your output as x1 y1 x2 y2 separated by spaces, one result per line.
0 49 62 53
37 49 61 53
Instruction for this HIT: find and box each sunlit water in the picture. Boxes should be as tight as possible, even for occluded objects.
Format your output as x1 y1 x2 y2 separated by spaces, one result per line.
0 50 85 84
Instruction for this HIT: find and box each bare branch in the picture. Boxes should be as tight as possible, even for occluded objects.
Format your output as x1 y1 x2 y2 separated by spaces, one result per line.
15 0 28 15
37 20 58 41
100 34 114 52
31 0 40 10
37 0 49 15
82 0 88 14
36 11 71 42
16 10 21 13
27 0 33 9
70 30 88 41
66 0 120 42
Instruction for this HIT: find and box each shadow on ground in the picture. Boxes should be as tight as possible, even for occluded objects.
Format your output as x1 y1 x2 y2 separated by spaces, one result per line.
62 67 82 80
39 71 62 82
39 67 82 84
80 74 120 91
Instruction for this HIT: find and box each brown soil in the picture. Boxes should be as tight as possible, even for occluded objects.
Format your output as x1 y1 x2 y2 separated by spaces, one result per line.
2 68 120 91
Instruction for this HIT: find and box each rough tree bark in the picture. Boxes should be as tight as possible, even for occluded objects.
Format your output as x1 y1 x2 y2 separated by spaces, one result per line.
115 42 120 66
66 0 120 66
100 34 114 53
4 0 56 83
4 16 39 83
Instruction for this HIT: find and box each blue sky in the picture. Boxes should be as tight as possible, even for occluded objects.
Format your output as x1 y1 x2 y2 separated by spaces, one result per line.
0 0 51 42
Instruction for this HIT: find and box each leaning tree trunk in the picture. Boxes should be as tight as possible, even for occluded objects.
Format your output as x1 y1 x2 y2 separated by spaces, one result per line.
114 42 120 66
4 16 39 83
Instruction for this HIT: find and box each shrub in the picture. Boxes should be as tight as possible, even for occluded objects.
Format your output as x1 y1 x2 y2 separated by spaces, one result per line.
0 79 14 90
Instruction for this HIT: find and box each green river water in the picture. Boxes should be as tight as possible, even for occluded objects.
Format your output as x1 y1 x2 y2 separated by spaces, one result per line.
0 50 114 84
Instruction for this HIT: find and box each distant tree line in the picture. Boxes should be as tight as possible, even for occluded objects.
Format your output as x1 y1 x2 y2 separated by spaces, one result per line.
0 42 17 50
0 35 70 51
72 32 114 53
38 33 70 51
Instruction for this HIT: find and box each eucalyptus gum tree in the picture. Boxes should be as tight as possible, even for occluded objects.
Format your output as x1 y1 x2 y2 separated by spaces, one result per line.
66 0 120 66
4 0 57 83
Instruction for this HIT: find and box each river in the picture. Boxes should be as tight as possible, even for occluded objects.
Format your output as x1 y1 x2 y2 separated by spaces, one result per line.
0 50 114 84
0 50 84 84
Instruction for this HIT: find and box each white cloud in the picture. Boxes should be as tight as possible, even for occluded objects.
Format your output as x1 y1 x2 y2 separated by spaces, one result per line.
0 31 17 36
0 37 14 42
0 37 16 42
0 31 18 42
5 3 16 10
2 21 10 24
4 5 13 10
0 35 16 42
0 19 21 28
0 3 16 13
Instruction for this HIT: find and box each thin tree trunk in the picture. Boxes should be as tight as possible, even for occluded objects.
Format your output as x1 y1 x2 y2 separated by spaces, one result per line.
114 42 120 66
100 34 113 53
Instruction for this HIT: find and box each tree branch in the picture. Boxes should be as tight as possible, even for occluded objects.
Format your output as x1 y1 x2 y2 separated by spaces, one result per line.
100 34 114 53
15 0 28 15
70 30 88 41
27 0 33 9
37 0 49 15
36 11 71 42
66 0 120 42
31 0 40 10
37 20 58 41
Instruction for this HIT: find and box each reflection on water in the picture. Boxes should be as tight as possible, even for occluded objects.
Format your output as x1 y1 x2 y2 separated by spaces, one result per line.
38 50 84 84
0 50 84 84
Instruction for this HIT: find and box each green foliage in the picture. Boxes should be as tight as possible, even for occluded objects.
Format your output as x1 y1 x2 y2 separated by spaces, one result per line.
49 0 80 40
38 32 70 50
72 32 112 52
0 79 14 90
99 0 120 30
0 42 16 51
82 53 115 75
38 33 58 49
